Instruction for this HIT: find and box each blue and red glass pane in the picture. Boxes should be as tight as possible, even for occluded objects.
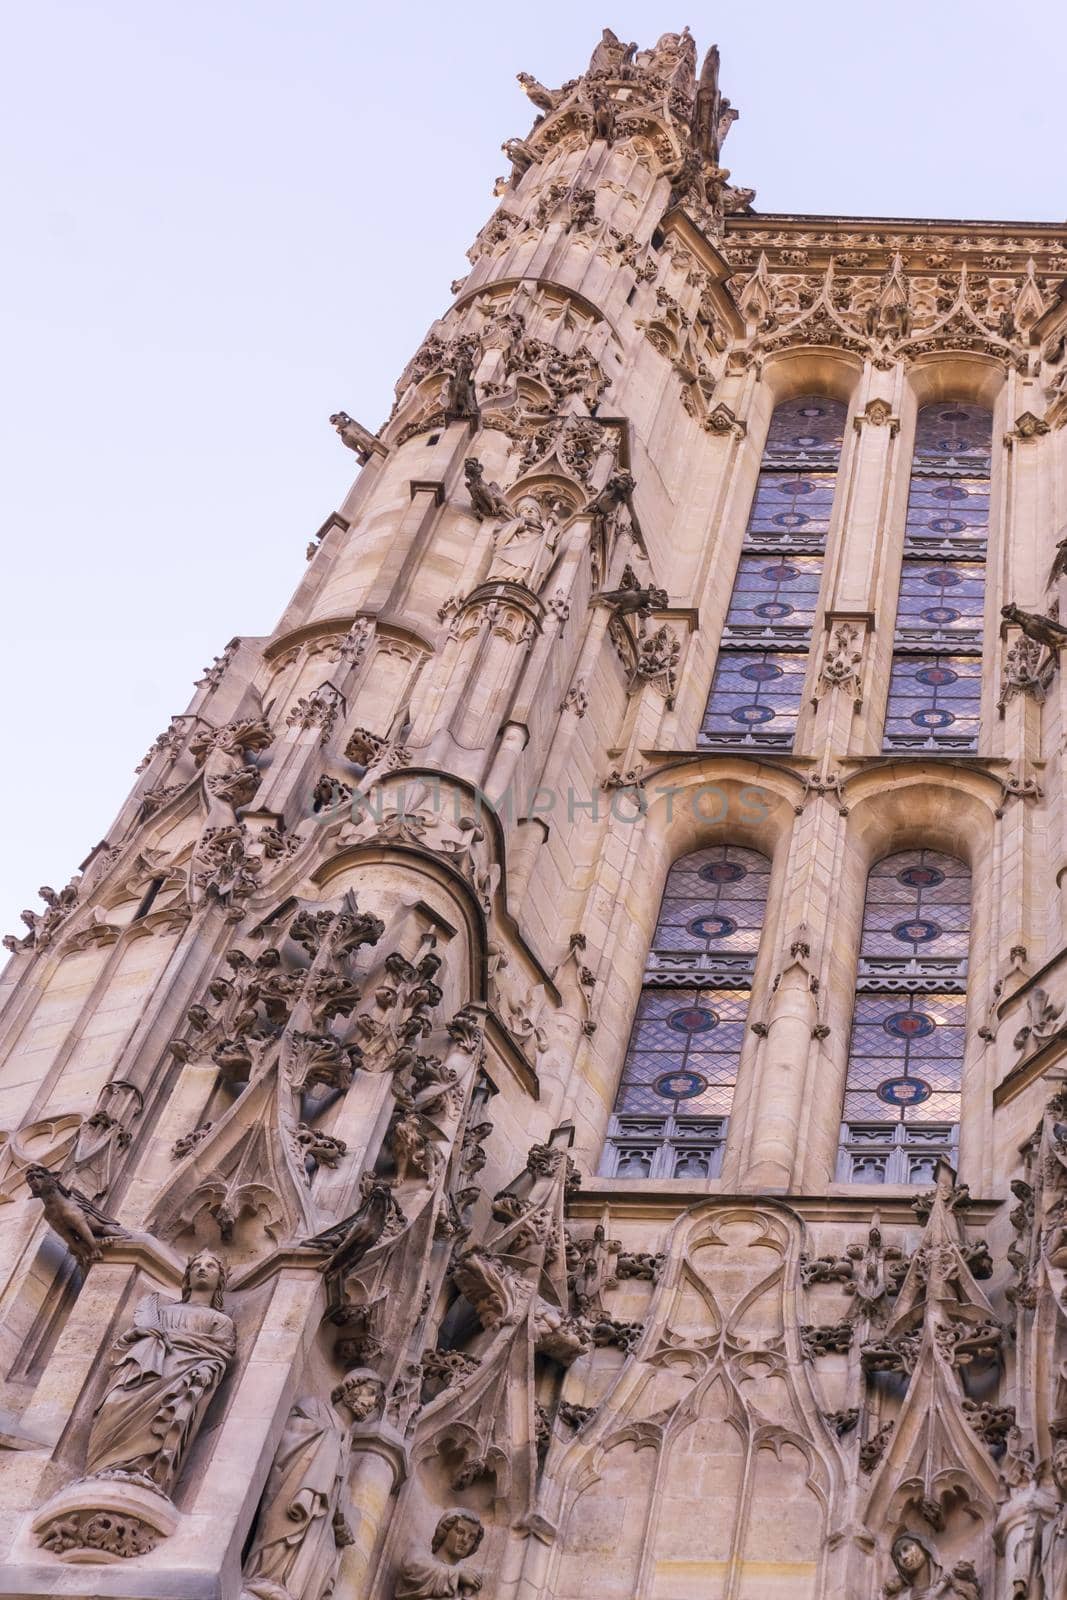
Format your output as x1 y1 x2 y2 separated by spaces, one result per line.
904 477 990 547
763 395 848 460
894 561 985 635
746 473 839 541
860 849 970 961
883 654 981 748
843 992 965 1126
701 651 808 743
651 845 771 957
722 554 823 630
614 987 749 1117
912 402 992 470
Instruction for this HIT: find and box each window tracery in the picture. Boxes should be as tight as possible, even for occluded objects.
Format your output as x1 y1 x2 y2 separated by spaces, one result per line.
601 844 770 1179
700 395 847 750
883 403 990 752
838 848 969 1183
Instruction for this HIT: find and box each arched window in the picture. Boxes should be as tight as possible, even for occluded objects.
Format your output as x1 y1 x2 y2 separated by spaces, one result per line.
883 403 990 751
837 848 970 1183
600 844 770 1179
700 395 847 750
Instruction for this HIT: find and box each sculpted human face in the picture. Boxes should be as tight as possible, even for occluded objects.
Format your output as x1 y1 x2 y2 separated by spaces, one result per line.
342 1380 380 1422
896 1538 926 1576
444 1520 479 1560
188 1253 222 1295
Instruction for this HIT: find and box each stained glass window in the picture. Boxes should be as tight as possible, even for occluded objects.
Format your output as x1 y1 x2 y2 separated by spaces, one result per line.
885 403 990 753
602 845 770 1179
701 396 847 751
838 849 969 1183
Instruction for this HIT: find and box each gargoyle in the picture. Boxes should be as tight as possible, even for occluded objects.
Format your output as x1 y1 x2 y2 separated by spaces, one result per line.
25 1163 128 1269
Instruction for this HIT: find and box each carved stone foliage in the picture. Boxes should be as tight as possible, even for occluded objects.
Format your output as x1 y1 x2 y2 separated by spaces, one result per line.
815 622 865 711
998 630 1055 714
1007 1079 1067 1586
507 26 750 237
410 1127 581 1515
730 245 1059 370
1012 988 1067 1058
391 288 610 446
632 621 681 705
185 713 274 914
3 878 80 954
285 684 345 744
153 891 392 1252
65 1079 143 1201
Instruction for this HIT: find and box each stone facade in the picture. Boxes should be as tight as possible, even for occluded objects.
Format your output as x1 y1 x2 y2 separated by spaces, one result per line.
3 25 1067 1600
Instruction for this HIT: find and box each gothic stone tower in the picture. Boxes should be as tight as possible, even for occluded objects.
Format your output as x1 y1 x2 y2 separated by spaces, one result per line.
4 25 1067 1600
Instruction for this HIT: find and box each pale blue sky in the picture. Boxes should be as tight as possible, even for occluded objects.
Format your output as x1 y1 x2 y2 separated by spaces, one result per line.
1 0 1064 936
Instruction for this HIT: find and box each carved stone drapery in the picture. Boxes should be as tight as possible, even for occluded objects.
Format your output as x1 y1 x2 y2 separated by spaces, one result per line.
33 1251 235 1560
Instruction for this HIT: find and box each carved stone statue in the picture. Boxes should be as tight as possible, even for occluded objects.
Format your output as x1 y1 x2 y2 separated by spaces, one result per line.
1038 1435 1067 1599
464 458 510 521
1001 602 1067 654
441 342 479 422
883 1532 981 1598
241 1373 382 1600
394 1510 484 1600
486 496 558 589
84 1249 236 1495
25 1163 128 1269
588 28 636 77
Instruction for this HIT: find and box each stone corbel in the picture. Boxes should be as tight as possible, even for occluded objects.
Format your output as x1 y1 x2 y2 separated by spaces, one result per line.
852 397 900 434
704 401 747 438
1004 410 1051 447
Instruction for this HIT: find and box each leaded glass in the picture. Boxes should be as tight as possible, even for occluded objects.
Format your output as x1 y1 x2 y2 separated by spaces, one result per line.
763 394 847 463
705 395 845 751
912 402 992 469
647 845 771 959
839 849 970 1183
842 993 965 1127
721 554 822 637
893 561 984 644
903 477 990 554
615 987 749 1117
699 650 808 748
904 403 991 557
746 475 839 545
859 850 970 964
883 653 981 752
602 846 771 1179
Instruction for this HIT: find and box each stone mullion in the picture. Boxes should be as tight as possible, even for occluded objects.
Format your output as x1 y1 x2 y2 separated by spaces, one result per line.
823 373 905 759
739 793 842 1190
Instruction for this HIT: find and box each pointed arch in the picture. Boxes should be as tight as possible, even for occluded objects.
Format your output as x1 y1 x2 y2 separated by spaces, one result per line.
838 847 971 1182
700 394 847 750
883 401 991 752
599 844 771 1178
